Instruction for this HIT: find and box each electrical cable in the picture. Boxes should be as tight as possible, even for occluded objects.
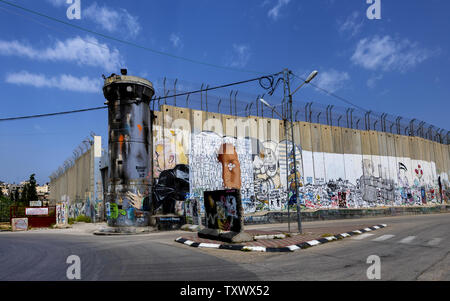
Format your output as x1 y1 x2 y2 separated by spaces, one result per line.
0 72 281 122
0 0 265 74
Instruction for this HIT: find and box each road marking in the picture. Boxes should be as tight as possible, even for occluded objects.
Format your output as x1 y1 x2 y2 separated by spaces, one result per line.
363 228 372 232
373 226 380 229
340 233 350 237
399 236 416 244
242 246 266 252
353 230 362 234
287 245 300 251
307 240 320 246
184 240 195 246
198 243 221 249
352 233 374 240
372 234 395 241
426 238 443 246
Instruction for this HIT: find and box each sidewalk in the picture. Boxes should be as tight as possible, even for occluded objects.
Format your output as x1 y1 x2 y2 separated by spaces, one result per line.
175 223 387 252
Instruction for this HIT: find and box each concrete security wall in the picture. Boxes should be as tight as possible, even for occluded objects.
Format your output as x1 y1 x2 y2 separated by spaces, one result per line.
49 136 103 221
154 105 449 214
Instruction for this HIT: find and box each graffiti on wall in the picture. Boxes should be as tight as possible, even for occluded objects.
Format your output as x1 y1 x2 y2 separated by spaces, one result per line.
154 116 448 219
153 127 189 178
188 131 254 213
250 139 302 211
56 202 67 225
204 189 242 232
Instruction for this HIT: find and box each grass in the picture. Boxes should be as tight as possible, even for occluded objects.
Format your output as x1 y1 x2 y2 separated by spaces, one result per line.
320 233 334 238
75 215 92 223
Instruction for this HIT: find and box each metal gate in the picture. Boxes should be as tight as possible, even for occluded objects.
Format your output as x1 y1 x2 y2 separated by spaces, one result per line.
10 206 56 228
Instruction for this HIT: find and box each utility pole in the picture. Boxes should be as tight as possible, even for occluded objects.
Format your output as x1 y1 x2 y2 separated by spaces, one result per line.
285 69 302 233
259 68 318 234
282 69 291 233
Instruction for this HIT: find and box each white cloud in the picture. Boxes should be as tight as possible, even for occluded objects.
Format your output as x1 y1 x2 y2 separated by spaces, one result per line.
339 11 363 37
367 74 383 89
83 3 141 38
268 0 291 20
351 35 434 72
314 69 350 93
5 71 102 93
229 44 251 68
0 36 123 71
170 33 183 49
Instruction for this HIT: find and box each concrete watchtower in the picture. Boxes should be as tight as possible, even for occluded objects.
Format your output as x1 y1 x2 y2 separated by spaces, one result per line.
103 69 154 227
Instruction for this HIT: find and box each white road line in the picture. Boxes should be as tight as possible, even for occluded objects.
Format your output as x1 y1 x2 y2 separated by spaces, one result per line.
352 233 374 240
372 234 395 242
198 243 221 249
427 238 443 246
287 245 300 251
307 240 321 246
399 236 416 244
243 246 266 252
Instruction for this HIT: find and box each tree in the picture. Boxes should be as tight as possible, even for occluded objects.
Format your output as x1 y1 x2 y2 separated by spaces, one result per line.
0 195 13 222
20 184 28 203
28 174 38 202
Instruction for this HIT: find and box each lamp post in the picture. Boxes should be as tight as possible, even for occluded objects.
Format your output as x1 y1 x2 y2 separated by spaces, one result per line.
260 69 318 233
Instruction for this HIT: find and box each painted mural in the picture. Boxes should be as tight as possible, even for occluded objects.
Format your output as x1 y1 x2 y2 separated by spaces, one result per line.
56 201 68 225
150 114 448 220
188 131 254 213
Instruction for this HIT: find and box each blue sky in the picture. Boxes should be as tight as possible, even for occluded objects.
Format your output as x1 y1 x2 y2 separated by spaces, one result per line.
0 0 449 184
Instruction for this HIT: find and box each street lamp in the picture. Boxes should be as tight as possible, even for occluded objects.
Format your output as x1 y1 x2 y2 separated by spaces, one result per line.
287 70 318 233
259 69 318 234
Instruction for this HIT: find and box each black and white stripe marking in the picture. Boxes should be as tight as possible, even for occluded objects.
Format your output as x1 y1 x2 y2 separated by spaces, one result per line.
175 224 387 252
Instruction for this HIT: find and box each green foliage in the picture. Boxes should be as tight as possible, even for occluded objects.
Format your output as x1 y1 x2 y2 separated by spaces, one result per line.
13 190 19 202
28 174 38 202
20 174 38 203
320 233 334 238
20 184 28 202
68 218 75 225
75 215 92 223
0 196 13 222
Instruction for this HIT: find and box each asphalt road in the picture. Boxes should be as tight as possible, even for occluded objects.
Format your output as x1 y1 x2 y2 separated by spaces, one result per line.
0 213 448 281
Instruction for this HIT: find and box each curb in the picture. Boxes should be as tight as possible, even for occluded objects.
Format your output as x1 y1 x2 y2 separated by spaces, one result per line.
175 224 387 252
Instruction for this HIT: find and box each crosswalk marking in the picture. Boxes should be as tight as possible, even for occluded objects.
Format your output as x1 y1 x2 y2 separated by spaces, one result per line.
427 238 443 246
352 233 374 240
372 234 395 242
399 236 416 244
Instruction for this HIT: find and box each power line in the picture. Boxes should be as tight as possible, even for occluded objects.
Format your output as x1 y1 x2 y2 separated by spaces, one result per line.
0 0 264 75
0 73 280 122
0 106 107 122
291 72 370 114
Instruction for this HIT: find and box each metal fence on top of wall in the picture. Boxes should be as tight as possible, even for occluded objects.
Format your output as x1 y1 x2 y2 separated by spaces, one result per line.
148 77 449 214
151 77 449 146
